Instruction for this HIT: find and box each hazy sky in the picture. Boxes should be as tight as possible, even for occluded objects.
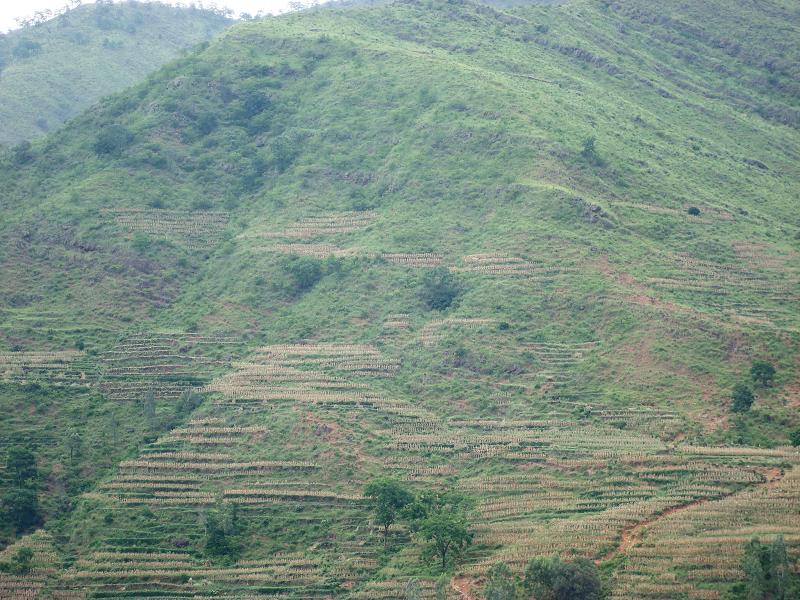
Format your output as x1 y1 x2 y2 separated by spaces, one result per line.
0 1 296 33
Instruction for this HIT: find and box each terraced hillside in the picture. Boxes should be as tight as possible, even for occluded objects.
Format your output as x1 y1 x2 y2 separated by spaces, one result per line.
0 1 232 145
0 0 799 598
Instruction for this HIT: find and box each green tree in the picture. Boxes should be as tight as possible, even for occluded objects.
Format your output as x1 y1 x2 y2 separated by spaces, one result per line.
750 361 776 387
525 556 558 600
769 535 789 599
364 478 414 548
1 487 41 532
484 562 521 600
204 512 235 558
421 267 462 311
6 446 38 486
580 136 603 165
524 556 601 600
11 140 34 165
93 123 134 156
743 538 767 600
0 547 34 575
143 387 157 431
419 510 472 570
732 383 755 413
12 38 42 59
402 489 473 569
790 429 800 447
551 558 602 600
282 256 323 295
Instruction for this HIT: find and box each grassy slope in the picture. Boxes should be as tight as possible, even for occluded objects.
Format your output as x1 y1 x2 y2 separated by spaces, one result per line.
0 0 798 596
0 1 231 145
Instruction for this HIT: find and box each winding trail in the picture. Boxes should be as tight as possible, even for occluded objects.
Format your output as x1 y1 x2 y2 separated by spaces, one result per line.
600 467 784 563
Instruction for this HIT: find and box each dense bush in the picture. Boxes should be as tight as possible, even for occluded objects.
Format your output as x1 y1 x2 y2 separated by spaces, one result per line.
421 267 462 311
282 256 324 294
731 383 755 413
524 555 602 600
789 429 800 447
484 562 521 600
0 547 33 575
750 360 776 387
736 536 799 600
12 39 41 59
93 124 134 156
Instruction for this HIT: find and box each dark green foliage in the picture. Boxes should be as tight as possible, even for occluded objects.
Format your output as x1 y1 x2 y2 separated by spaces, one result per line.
403 489 473 570
12 39 41 59
205 512 236 559
484 562 522 600
732 383 755 413
790 429 800 447
364 478 414 548
282 256 324 295
1 487 41 533
93 124 134 156
0 547 33 574
418 509 472 570
197 113 218 136
580 136 604 165
737 537 798 600
524 556 602 600
750 361 776 387
11 141 34 165
5 446 37 486
240 91 271 120
421 267 462 311
271 135 300 172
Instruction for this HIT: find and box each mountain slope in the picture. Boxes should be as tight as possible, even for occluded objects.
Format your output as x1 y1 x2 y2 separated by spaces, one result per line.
0 0 798 597
0 1 232 145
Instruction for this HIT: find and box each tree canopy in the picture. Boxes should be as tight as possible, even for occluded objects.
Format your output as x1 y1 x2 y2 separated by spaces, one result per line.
524 556 602 600
750 360 776 387
364 478 414 547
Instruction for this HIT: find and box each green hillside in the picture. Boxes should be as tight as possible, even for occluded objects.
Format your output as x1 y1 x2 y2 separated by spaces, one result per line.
0 1 232 145
0 0 799 598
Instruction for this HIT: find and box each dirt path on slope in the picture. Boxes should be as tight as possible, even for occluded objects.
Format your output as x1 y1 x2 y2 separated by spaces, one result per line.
451 576 479 600
600 468 784 563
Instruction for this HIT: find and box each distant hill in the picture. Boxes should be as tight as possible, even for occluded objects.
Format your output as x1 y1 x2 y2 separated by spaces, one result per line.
0 1 232 145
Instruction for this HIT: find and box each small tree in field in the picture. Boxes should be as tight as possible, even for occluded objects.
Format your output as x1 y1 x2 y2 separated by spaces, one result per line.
419 510 472 570
421 267 462 311
525 555 602 600
6 446 37 486
732 383 755 413
0 547 34 575
750 360 776 387
403 489 473 570
364 478 414 548
94 124 134 156
790 429 800 447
